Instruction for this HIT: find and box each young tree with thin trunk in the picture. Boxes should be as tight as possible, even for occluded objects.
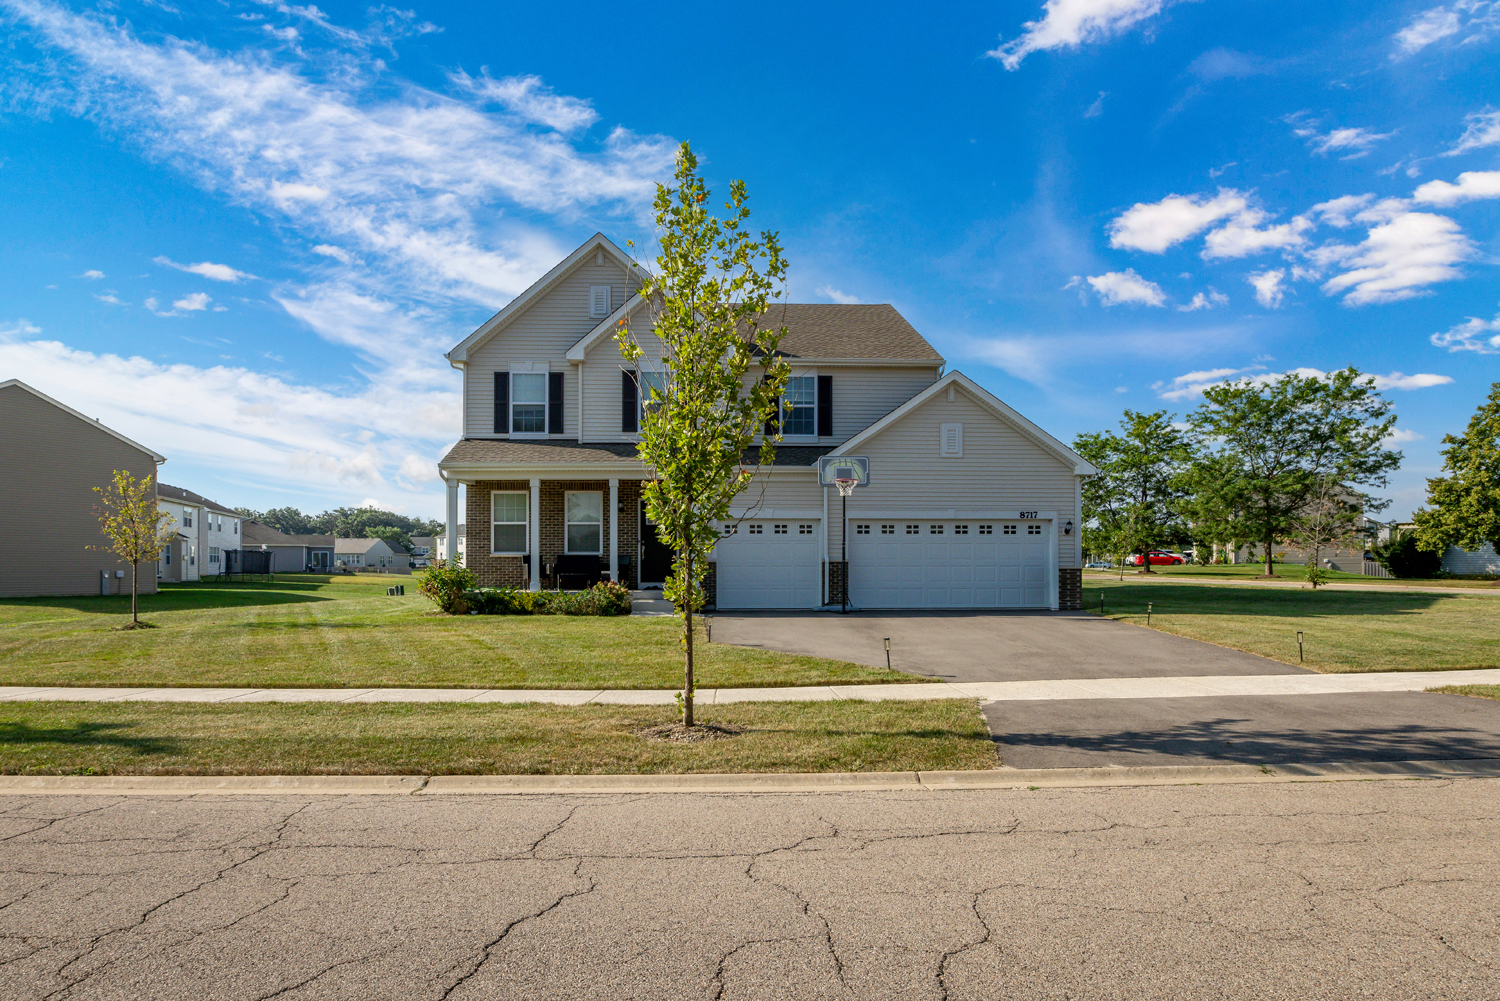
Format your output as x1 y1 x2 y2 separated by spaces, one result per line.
1413 381 1500 560
1073 410 1195 574
1187 368 1400 577
1286 475 1364 587
617 142 790 729
92 470 176 627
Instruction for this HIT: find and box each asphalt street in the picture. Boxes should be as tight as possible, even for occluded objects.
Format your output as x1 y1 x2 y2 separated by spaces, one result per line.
1 780 1497 999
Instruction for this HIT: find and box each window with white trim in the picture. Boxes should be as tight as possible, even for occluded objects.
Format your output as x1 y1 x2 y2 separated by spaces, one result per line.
511 371 547 434
491 491 528 554
780 375 816 437
183 511 193 528
589 285 611 318
566 492 603 554
940 422 963 457
639 370 666 420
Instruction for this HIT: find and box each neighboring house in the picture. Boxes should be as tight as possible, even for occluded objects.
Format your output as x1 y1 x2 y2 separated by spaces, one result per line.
1440 543 1500 575
243 521 336 572
409 536 435 559
436 233 1096 610
156 484 243 581
335 537 405 571
435 526 465 562
0 379 166 597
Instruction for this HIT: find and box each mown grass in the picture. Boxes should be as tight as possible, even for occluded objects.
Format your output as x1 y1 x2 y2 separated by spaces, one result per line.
0 574 914 690
1427 685 1500 701
1086 563 1500 589
1085 578 1499 674
0 699 998 775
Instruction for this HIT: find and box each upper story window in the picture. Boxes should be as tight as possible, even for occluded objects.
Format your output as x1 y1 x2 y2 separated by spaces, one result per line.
511 372 547 434
589 285 611 318
780 376 816 437
640 370 666 420
183 511 193 528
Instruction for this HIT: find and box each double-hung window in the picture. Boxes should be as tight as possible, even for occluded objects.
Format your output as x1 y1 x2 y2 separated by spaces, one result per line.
780 375 816 437
511 372 547 434
565 492 602 554
491 492 528 554
639 370 666 421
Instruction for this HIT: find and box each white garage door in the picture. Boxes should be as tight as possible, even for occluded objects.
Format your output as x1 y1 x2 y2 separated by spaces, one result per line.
713 519 822 609
848 520 1050 609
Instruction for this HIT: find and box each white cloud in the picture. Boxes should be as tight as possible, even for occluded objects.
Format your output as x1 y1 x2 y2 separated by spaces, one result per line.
450 71 599 133
398 454 440 483
172 292 212 312
1286 114 1395 159
1372 371 1454 390
1202 211 1312 259
1394 6 1462 53
1384 427 1423 444
1412 170 1500 206
153 256 256 282
1431 313 1500 353
986 0 1173 71
1317 212 1475 305
1155 366 1262 400
1247 269 1286 308
1178 289 1228 311
1444 108 1500 156
312 244 354 264
1393 2 1500 56
1087 269 1166 306
1108 189 1248 253
93 291 123 305
816 285 861 304
1084 91 1107 118
1310 194 1374 227
1207 161 1236 178
79 269 105 280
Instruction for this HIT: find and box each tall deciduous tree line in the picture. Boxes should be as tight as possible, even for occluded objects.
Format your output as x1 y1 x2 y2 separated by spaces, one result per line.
233 505 445 543
1074 369 1402 580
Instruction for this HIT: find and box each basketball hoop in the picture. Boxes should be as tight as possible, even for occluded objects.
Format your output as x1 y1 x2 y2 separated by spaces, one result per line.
834 477 857 497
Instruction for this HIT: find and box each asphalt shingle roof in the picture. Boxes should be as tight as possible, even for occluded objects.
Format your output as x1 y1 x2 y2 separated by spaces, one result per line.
757 304 943 362
440 439 834 467
158 483 239 516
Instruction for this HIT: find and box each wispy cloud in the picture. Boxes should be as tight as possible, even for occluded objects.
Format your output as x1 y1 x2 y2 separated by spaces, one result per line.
1178 289 1228 311
154 256 257 282
1431 313 1500 353
1155 365 1452 401
1087 269 1166 306
1108 189 1248 253
816 285 861 304
1392 2 1500 57
1084 91 1107 118
1285 114 1395 159
1444 107 1500 156
79 269 104 280
987 0 1175 71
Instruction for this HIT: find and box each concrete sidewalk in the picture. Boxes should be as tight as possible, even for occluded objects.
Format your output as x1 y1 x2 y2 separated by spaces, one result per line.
1 668 1495 706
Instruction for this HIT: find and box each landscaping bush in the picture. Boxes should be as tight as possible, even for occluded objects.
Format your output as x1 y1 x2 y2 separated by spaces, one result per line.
461 580 632 617
415 559 478 614
1373 531 1443 579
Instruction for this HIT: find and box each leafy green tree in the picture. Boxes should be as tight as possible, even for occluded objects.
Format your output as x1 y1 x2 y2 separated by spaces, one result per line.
1187 369 1400 577
1414 381 1500 560
1073 410 1195 573
91 470 176 627
1374 528 1443 579
1285 475 1364 587
1178 453 1251 563
617 141 790 728
366 525 411 552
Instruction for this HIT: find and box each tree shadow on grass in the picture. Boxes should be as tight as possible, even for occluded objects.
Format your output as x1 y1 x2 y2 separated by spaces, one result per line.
0 591 335 617
1088 583 1452 617
0 720 178 756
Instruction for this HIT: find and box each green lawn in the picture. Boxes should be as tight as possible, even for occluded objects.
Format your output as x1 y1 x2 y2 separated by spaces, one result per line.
1085 578 1499 673
1086 563 1500 589
0 699 997 775
0 575 914 690
1428 685 1500 701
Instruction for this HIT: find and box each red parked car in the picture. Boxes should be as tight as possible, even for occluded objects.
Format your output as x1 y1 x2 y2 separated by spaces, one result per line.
1126 551 1185 566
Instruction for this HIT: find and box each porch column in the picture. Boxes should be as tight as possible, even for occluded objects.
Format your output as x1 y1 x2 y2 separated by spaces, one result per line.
608 478 619 582
529 477 542 592
444 476 459 565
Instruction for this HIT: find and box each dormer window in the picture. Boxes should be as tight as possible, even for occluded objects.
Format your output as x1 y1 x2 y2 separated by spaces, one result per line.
589 285 611 318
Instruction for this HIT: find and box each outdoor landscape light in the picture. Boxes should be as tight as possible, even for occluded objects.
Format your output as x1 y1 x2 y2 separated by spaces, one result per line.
883 637 892 671
1064 520 1074 535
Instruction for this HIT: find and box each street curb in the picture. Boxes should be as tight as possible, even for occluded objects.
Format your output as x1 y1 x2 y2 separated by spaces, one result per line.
1 759 1496 795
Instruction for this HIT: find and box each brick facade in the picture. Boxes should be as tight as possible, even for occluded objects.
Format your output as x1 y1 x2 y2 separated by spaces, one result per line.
701 562 716 609
827 560 848 607
466 479 643 589
1058 567 1082 610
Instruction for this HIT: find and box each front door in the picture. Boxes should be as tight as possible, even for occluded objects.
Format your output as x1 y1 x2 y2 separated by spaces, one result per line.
640 501 674 585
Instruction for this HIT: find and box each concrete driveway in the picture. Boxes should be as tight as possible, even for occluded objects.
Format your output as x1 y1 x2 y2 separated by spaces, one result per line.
710 610 1310 682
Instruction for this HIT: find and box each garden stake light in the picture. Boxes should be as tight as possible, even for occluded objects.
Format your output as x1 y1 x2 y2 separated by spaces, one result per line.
1100 591 1105 614
884 637 892 671
1297 630 1304 663
1147 602 1153 626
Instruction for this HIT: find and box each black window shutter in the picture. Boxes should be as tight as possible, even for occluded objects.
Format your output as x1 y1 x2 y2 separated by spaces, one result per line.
763 376 779 437
621 370 638 433
817 375 833 437
493 372 509 434
548 372 564 434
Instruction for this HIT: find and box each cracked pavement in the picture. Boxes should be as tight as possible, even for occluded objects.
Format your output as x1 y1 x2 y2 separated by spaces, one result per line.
0 780 1496 998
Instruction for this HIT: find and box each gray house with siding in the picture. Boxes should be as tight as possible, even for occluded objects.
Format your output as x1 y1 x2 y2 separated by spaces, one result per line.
0 379 167 597
243 521 336 572
437 233 1097 610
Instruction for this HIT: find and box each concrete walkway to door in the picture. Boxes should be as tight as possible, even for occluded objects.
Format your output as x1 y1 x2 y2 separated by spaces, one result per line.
709 609 1310 683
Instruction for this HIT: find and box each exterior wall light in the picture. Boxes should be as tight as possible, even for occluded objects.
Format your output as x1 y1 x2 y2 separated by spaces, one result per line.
1063 520 1074 535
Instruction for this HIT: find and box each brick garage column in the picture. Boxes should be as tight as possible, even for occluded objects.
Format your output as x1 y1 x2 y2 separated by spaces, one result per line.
1058 567 1082 610
529 478 542 592
609 478 619 582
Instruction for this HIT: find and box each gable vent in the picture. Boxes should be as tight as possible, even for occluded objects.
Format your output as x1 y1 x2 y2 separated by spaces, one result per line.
589 285 611 318
940 422 963 457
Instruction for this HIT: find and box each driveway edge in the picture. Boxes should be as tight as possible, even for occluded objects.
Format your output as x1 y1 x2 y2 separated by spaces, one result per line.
1 758 1497 795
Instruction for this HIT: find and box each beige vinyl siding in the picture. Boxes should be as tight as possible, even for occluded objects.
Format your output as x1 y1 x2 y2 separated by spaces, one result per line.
0 384 162 597
725 473 822 519
823 366 942 442
827 387 1081 569
581 321 666 440
463 258 636 438
1442 543 1500 575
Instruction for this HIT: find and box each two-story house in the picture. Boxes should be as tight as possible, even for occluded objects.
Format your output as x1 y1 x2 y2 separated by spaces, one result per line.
437 234 1094 610
157 484 243 581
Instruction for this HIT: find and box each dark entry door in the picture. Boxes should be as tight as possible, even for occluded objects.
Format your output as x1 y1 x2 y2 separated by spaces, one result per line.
640 501 674 584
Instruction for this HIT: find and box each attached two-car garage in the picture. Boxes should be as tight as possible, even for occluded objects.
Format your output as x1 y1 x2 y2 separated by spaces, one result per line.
848 519 1052 609
711 519 823 610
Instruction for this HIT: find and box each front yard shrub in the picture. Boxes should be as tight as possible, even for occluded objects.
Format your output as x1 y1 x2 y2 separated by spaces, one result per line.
416 559 478 614
462 580 633 617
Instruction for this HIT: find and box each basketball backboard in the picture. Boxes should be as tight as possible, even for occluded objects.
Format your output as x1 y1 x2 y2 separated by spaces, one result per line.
817 455 870 487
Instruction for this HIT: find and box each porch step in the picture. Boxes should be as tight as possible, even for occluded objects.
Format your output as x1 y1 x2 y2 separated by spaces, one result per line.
629 590 676 616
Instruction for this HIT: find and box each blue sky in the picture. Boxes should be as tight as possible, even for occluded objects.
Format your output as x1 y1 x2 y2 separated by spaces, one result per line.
1 0 1496 521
